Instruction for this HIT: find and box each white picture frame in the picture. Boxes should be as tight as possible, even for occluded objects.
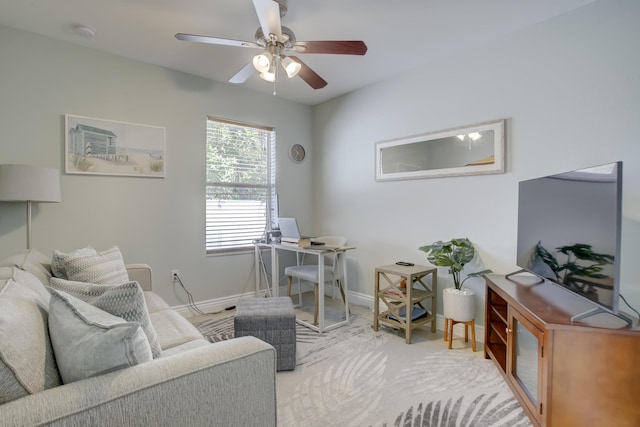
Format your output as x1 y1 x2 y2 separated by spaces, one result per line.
65 114 166 178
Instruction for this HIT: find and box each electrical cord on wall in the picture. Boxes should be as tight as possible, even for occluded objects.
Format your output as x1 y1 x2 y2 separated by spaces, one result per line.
174 260 261 316
237 255 260 299
254 245 272 298
173 272 205 315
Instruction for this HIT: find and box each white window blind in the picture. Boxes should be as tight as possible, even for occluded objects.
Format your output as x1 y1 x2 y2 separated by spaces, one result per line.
206 117 276 254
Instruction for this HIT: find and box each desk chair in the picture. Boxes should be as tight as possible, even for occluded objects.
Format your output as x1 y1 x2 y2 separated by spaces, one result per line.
285 236 347 325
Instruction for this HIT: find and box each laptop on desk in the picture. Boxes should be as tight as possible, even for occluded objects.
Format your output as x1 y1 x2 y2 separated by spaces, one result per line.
278 218 325 245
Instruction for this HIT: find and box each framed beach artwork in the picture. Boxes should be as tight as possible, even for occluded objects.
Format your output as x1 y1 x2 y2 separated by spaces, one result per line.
65 114 166 178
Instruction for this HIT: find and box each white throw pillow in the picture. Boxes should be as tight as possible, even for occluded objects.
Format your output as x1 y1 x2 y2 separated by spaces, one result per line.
0 249 53 287
49 278 162 358
0 279 61 404
48 289 152 384
63 246 129 285
0 266 51 304
51 246 97 279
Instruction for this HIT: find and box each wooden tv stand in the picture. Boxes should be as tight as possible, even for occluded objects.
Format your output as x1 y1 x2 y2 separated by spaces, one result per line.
484 274 640 427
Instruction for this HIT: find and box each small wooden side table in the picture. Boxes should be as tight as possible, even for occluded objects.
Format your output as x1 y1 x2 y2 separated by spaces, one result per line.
373 264 437 344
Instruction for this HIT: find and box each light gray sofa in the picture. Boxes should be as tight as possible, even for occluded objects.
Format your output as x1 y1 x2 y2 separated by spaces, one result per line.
0 250 277 427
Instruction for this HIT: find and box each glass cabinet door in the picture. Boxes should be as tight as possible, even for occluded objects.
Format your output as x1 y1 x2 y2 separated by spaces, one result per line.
507 307 544 421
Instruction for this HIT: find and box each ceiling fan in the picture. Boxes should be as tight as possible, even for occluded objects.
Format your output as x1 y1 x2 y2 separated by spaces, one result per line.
175 0 367 90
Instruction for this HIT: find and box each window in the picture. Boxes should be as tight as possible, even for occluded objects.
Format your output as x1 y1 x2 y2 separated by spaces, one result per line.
206 117 276 254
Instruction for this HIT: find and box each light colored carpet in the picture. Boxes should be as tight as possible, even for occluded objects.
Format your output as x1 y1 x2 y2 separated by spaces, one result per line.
190 299 532 427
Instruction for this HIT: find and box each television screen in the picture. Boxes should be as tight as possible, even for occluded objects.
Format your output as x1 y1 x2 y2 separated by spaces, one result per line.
516 162 622 317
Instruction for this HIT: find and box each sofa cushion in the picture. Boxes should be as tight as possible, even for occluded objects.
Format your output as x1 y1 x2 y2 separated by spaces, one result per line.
150 309 204 351
63 246 129 285
48 289 152 384
51 246 96 279
49 278 162 359
143 291 171 313
0 278 61 404
0 249 52 288
159 338 211 358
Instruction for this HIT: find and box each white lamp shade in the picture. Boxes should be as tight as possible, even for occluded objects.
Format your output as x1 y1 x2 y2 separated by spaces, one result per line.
253 52 272 73
260 70 276 82
281 57 301 78
0 164 61 202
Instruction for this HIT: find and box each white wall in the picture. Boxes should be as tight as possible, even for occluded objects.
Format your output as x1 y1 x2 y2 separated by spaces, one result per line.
313 0 640 323
2 0 639 324
0 25 314 307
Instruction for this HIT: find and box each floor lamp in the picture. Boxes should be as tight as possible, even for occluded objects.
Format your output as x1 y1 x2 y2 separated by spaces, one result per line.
0 164 61 250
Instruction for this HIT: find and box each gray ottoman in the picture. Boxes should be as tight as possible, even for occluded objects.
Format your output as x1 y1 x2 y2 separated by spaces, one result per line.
234 297 296 371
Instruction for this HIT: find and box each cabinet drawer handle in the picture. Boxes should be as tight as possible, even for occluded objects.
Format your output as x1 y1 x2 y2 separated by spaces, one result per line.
506 328 513 334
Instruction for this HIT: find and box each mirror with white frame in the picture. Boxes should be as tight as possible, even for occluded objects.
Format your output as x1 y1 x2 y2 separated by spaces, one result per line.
375 119 505 181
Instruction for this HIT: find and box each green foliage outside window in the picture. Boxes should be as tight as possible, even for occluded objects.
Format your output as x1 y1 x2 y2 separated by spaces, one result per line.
206 122 269 197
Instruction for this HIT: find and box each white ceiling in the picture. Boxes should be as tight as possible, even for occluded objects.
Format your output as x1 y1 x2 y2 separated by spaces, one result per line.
0 0 597 106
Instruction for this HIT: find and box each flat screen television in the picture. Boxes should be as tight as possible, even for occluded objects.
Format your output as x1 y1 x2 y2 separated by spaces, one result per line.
512 161 630 324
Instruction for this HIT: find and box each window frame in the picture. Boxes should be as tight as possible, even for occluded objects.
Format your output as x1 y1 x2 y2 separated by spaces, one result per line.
205 116 276 255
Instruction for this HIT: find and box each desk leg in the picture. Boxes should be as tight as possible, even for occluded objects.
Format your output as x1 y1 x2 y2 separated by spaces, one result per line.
254 245 260 297
341 252 350 324
317 253 325 333
271 246 279 297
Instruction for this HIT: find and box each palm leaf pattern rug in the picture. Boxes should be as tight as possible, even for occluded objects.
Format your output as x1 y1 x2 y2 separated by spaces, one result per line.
190 305 531 427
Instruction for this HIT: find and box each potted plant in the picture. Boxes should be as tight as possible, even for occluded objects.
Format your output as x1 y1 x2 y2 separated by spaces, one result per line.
419 238 491 321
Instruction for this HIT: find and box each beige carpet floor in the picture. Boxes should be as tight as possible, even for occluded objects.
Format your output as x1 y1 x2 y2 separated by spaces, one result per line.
190 295 532 427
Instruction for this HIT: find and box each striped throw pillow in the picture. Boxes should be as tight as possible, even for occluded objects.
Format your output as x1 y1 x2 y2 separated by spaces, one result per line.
51 246 96 279
63 246 129 285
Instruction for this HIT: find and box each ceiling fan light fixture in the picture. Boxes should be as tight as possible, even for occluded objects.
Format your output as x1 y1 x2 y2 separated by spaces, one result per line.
175 0 367 91
282 56 301 78
260 60 277 82
260 71 276 82
261 57 279 82
252 52 272 73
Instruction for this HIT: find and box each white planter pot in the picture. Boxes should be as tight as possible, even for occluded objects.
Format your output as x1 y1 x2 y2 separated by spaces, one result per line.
443 288 475 322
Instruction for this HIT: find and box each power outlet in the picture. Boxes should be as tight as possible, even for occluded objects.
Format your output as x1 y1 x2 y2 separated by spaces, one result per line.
171 270 179 282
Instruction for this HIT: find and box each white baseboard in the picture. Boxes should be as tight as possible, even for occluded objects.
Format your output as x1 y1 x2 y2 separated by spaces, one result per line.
175 288 485 345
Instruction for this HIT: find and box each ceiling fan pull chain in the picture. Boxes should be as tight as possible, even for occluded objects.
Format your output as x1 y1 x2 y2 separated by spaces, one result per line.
273 56 279 95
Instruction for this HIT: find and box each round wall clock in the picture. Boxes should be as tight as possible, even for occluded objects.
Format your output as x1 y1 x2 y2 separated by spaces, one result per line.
290 144 306 162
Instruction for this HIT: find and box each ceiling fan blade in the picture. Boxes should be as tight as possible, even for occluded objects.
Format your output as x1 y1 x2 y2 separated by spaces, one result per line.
288 56 327 89
291 41 368 55
175 33 260 49
253 0 282 42
229 62 256 84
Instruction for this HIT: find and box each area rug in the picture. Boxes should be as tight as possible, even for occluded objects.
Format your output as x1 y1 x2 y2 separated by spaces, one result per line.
190 306 532 427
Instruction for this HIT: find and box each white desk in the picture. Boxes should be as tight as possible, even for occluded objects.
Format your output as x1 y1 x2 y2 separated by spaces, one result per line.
254 242 354 333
